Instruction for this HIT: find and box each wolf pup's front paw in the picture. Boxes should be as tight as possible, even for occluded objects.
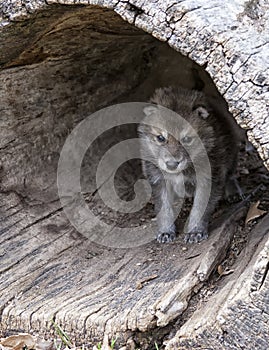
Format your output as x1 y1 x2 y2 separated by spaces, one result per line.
156 231 176 243
184 229 208 244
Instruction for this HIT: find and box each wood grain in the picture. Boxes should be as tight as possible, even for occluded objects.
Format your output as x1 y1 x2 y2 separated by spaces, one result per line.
0 1 269 348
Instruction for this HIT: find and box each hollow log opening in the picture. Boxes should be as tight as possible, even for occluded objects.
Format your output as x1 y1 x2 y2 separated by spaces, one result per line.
0 4 236 202
1 3 269 350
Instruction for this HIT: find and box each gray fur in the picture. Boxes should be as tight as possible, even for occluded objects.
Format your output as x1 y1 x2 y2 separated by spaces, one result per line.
138 87 240 243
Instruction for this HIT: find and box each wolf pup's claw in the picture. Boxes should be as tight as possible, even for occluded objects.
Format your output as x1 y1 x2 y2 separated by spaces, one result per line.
156 232 176 243
184 230 208 244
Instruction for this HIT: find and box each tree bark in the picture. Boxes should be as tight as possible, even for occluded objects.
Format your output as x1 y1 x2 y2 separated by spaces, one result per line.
0 1 269 349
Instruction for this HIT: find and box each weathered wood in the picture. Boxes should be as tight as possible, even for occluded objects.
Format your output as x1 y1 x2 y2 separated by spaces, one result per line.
0 1 269 349
165 213 269 349
0 187 247 346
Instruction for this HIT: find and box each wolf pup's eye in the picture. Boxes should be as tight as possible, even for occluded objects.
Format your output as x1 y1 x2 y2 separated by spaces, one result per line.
181 136 193 145
156 135 166 143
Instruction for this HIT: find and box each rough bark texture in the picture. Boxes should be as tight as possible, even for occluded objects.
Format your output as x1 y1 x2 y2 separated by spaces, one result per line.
165 213 269 350
0 1 269 349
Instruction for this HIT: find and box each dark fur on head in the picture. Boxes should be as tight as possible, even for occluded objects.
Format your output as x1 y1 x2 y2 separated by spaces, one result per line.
138 87 239 243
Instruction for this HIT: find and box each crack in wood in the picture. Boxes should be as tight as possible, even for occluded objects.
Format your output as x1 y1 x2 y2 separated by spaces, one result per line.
20 207 63 232
258 261 269 290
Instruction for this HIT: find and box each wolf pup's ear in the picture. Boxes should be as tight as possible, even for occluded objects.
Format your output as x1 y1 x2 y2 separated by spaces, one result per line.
143 105 159 117
193 105 210 119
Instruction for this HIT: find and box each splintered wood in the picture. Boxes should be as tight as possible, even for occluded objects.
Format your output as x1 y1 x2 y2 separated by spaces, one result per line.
0 190 246 343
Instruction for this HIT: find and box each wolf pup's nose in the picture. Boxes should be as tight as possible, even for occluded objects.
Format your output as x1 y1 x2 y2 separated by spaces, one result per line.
166 160 179 171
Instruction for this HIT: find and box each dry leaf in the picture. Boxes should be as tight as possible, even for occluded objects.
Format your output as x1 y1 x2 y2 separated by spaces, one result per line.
0 334 36 350
217 265 224 276
245 201 267 224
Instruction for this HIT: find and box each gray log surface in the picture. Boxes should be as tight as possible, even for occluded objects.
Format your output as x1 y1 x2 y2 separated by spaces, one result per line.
0 1 269 349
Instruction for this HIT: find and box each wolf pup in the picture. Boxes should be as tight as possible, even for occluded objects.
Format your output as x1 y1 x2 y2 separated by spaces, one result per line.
138 87 239 243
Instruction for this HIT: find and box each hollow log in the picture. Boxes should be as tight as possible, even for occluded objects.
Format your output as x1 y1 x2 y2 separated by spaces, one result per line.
0 1 269 349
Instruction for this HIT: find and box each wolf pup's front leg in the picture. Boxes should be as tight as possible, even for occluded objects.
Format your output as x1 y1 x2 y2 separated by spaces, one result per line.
184 181 210 243
152 180 177 243
184 176 223 243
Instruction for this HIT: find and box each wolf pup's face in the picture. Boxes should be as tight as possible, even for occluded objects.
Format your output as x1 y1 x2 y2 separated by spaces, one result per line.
138 105 212 175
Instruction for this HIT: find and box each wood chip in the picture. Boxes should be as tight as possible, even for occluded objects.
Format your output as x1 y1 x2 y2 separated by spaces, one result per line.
136 274 159 290
222 269 234 276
